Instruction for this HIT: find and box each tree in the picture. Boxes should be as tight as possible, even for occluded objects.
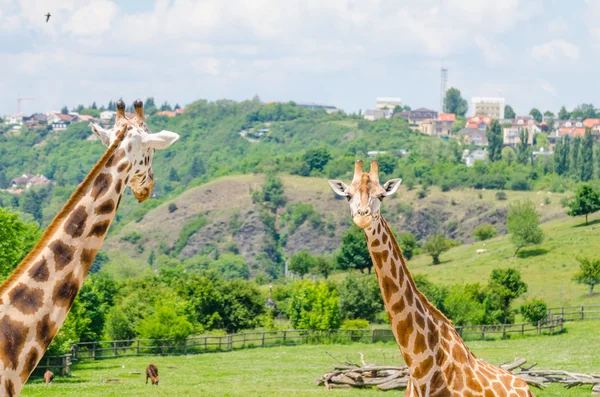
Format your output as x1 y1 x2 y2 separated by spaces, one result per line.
558 106 570 120
289 251 314 278
311 255 334 279
398 232 418 260
422 234 457 265
486 120 503 162
485 267 528 324
160 101 172 111
573 256 600 296
516 128 530 165
571 103 597 120
0 207 41 280
168 167 180 182
507 200 544 256
581 130 594 182
287 280 340 329
567 184 600 225
338 275 384 322
504 105 516 119
189 157 206 178
520 299 547 324
571 136 581 176
473 224 497 241
211 253 250 279
91 101 97 110
376 153 397 175
543 110 555 118
443 87 468 116
336 225 373 273
554 136 570 176
61 106 69 115
0 170 7 189
529 108 542 123
302 147 332 172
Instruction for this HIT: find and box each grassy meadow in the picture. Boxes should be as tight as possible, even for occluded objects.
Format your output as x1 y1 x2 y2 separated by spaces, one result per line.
22 321 600 397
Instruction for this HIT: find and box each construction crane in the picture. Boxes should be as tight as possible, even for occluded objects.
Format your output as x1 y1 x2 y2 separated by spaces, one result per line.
17 97 33 114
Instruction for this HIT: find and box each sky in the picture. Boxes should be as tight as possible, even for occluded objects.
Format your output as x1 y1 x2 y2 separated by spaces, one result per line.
0 0 598 116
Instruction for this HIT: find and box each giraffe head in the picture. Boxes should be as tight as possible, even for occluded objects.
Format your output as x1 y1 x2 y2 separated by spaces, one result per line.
89 99 179 202
328 160 402 229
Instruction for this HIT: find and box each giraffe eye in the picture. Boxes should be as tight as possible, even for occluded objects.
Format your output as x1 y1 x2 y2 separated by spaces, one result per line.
377 194 385 201
346 194 352 201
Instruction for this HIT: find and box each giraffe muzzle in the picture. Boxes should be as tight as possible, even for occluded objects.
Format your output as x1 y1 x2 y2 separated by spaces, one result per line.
353 214 373 229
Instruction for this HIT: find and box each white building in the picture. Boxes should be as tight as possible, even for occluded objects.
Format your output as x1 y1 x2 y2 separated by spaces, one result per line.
376 97 402 110
472 97 505 119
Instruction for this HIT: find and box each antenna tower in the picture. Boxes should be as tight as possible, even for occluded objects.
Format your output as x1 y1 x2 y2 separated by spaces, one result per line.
440 67 448 113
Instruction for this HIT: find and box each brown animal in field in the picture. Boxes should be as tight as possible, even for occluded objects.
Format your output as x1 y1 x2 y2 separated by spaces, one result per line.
146 364 159 385
44 370 54 385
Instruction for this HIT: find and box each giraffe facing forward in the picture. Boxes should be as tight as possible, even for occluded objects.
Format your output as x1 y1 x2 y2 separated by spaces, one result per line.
0 100 179 396
328 160 533 397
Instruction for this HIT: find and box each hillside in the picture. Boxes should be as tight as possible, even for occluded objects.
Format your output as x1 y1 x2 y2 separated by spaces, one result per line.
104 174 570 275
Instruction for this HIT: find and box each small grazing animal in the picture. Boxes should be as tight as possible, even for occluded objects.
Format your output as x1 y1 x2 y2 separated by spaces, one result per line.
44 370 54 385
146 364 159 385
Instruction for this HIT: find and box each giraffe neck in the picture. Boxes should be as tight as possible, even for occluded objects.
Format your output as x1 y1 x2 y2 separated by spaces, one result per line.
0 128 128 395
364 216 458 374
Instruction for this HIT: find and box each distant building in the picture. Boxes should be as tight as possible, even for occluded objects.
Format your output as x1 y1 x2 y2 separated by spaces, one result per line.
472 97 505 119
4 114 24 125
463 149 488 167
394 108 438 125
364 109 392 121
47 113 73 131
10 173 51 189
77 114 97 123
100 111 116 125
375 97 402 110
503 127 536 147
294 102 341 114
457 127 489 146
420 114 455 138
533 147 553 158
156 108 184 117
466 115 493 131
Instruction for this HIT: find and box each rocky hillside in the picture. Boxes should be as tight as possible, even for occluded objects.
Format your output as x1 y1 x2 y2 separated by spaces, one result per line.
103 174 570 274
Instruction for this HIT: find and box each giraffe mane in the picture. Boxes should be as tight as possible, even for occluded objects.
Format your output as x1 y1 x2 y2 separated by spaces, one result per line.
380 217 453 326
0 125 128 295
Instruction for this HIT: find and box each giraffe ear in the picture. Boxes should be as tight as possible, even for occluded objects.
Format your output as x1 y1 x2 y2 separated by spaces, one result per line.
382 178 402 196
142 130 180 150
328 180 349 196
90 123 112 146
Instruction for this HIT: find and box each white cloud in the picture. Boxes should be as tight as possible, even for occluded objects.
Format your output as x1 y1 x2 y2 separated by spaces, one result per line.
474 34 504 65
538 79 558 97
63 0 118 36
531 40 580 63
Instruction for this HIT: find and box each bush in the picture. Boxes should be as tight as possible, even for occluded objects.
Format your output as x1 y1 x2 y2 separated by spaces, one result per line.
543 196 551 205
510 179 531 191
416 189 428 199
560 197 570 208
422 234 458 265
122 231 141 243
168 203 178 213
495 191 507 200
520 299 548 324
338 275 383 322
473 224 497 241
398 232 418 260
287 280 340 330
507 200 544 256
340 319 369 329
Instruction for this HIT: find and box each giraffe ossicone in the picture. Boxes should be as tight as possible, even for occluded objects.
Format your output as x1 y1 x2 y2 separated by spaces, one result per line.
328 159 534 397
0 99 179 396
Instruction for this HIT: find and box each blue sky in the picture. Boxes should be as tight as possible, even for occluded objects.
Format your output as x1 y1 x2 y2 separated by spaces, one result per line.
0 0 598 116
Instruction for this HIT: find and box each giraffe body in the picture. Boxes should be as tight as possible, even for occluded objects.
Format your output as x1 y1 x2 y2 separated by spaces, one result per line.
329 160 534 397
0 100 179 396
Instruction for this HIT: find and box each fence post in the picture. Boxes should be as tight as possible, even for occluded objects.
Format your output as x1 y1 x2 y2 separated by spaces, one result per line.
561 307 564 319
136 340 140 355
581 306 585 320
218 336 222 351
372 329 376 343
481 326 485 339
262 332 265 347
521 324 525 336
502 325 506 338
92 342 96 360
537 321 541 335
113 341 117 357
161 341 165 356
282 331 286 345
228 335 232 350
184 338 188 355
204 337 207 352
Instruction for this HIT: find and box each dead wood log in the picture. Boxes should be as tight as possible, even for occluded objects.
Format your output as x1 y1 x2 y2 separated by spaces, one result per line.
500 358 527 371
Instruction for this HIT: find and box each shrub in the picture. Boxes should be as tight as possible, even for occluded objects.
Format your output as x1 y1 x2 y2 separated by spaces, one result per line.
520 299 548 324
560 197 570 208
510 179 530 191
338 275 383 322
417 189 428 199
168 203 178 213
478 192 483 199
287 280 340 330
473 224 497 241
544 196 551 205
340 319 370 329
495 191 507 200
122 231 141 243
398 232 418 260
507 200 544 256
422 234 458 265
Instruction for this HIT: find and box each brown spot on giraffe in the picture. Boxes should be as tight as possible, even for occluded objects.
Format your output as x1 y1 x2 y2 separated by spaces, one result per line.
413 332 427 354
106 148 125 168
465 367 483 393
8 283 44 315
91 173 112 200
405 284 414 306
396 312 413 348
36 314 58 348
371 239 381 247
49 240 75 270
452 343 468 364
64 205 88 238
413 356 434 379
29 258 49 282
415 312 425 330
115 179 123 195
21 348 39 382
80 249 98 273
95 199 115 215
0 316 28 370
117 161 130 173
381 276 399 302
382 232 388 245
88 220 111 237
53 272 80 308
5 379 15 397
390 297 405 313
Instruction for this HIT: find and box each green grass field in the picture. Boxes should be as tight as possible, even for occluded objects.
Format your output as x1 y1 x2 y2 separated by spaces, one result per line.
22 321 600 397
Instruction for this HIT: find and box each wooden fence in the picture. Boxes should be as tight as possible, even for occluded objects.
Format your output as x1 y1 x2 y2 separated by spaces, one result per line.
546 305 600 322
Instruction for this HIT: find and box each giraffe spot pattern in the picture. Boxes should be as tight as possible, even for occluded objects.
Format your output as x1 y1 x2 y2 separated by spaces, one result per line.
415 313 425 330
0 316 28 370
106 148 125 168
5 379 15 397
21 348 39 382
452 343 468 364
371 239 381 247
382 232 388 245
117 161 130 173
115 179 123 195
49 240 75 270
36 314 58 348
8 283 44 315
405 285 414 306
53 272 80 308
413 356 434 379
381 276 399 302
29 258 49 282
88 220 111 237
396 312 413 348
390 298 406 313
64 205 88 238
91 173 112 200
81 249 98 273
465 367 483 392
413 332 427 354
95 199 115 215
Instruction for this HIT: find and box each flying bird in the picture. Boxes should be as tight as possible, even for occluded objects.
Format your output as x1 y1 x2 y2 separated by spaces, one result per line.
45 13 51 23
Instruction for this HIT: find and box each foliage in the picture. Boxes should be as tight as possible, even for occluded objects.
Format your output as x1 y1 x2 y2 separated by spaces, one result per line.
287 280 340 330
520 299 548 324
529 108 543 123
567 184 600 225
486 120 503 162
397 232 418 260
507 200 544 256
340 319 370 329
473 224 497 241
422 234 457 265
302 147 332 173
211 253 250 279
0 207 41 280
558 106 570 120
495 191 507 200
173 215 208 255
336 224 372 273
289 251 314 278
338 275 384 322
443 87 468 116
137 296 194 341
311 255 334 279
442 284 487 326
485 268 528 324
573 256 600 296
504 105 516 119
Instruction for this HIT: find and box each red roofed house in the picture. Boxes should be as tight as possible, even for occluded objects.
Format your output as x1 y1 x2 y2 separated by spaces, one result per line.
420 113 456 137
466 115 492 131
583 118 600 130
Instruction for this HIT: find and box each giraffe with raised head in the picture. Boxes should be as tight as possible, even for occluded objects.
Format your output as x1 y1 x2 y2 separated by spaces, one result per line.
328 160 533 397
0 99 179 396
